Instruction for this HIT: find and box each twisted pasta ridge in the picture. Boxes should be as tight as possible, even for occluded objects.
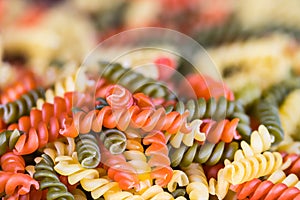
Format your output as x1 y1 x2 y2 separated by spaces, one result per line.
0 152 25 173
208 168 230 200
169 141 239 167
100 145 140 190
42 137 75 163
143 131 173 187
0 129 22 156
54 154 122 199
100 129 127 155
75 133 101 169
200 118 240 144
254 101 284 144
0 73 36 104
171 96 251 140
282 153 300 178
0 87 45 124
166 119 205 148
167 170 189 193
34 154 74 200
73 103 191 135
0 171 39 199
181 163 209 200
98 62 175 100
232 170 300 200
8 93 75 155
233 125 273 160
223 151 283 185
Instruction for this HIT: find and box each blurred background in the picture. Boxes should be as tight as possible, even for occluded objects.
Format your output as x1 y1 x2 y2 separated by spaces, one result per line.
1 0 300 93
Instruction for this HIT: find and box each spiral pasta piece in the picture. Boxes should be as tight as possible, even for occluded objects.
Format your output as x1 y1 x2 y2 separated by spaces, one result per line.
167 170 189 193
42 137 75 162
233 125 273 160
166 119 205 148
0 73 36 104
200 118 240 144
169 141 239 167
98 62 175 100
72 102 191 135
0 171 39 199
0 88 45 124
0 152 25 173
34 154 74 200
7 93 75 155
143 131 173 187
172 96 251 140
232 170 300 200
254 101 284 144
100 129 127 155
223 151 283 185
282 153 300 178
0 129 22 156
181 163 209 200
75 133 101 169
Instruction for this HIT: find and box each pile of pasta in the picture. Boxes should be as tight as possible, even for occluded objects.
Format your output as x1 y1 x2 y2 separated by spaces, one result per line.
1 58 300 200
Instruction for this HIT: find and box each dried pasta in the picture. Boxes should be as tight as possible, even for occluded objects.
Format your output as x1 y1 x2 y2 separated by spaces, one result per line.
100 129 127 155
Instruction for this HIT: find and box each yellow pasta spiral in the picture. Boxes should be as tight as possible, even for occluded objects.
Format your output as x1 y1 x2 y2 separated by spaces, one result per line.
268 170 300 188
167 170 189 193
182 163 209 200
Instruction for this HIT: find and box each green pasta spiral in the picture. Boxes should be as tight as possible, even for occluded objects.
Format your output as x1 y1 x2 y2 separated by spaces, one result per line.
75 133 101 169
254 102 284 144
0 87 45 124
171 96 251 141
99 129 127 155
33 154 74 200
168 141 239 167
0 129 22 155
98 62 175 100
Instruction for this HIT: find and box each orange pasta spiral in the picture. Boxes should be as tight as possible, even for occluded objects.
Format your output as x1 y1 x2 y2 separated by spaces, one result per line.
143 130 173 187
7 93 76 155
0 171 39 199
73 87 190 135
0 73 36 104
101 144 140 191
200 118 241 144
232 178 300 200
0 152 25 173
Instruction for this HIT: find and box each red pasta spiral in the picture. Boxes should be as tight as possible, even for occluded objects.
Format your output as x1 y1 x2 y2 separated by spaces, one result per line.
105 85 134 110
0 152 25 173
282 153 300 178
143 130 173 187
7 93 76 155
95 78 115 99
101 144 140 191
200 118 240 144
0 73 36 104
0 171 39 198
231 178 300 200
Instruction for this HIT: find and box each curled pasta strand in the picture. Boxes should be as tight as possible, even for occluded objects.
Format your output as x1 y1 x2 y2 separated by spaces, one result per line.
200 118 240 144
105 85 134 110
0 152 25 173
0 88 45 124
169 141 239 167
181 163 209 200
208 168 230 200
75 133 101 169
0 73 36 104
0 129 22 156
232 170 300 200
166 119 205 148
100 129 127 155
7 93 76 155
0 171 39 198
233 125 273 160
34 154 74 200
282 153 300 178
223 151 283 185
98 62 175 100
172 96 251 140
143 131 173 187
167 170 189 193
